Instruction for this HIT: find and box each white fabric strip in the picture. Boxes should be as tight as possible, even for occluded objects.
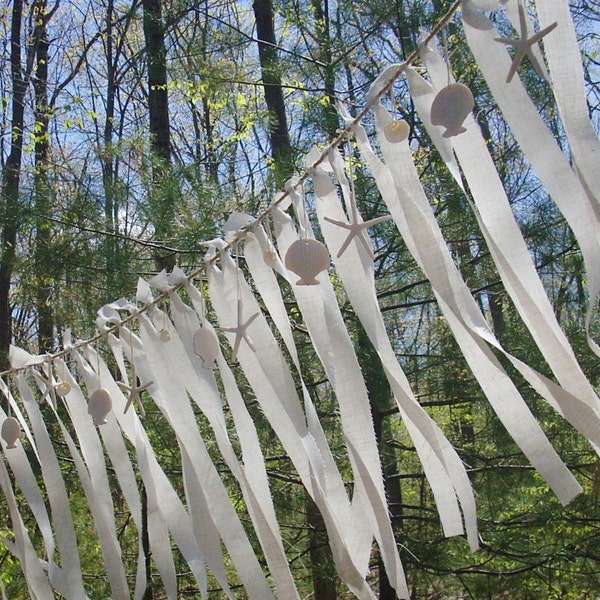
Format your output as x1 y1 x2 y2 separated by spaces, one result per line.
346 108 582 505
56 354 148 599
531 0 600 208
213 354 303 598
244 227 374 576
178 446 228 600
96 299 243 598
162 288 300 599
270 199 408 596
314 146 479 550
51 406 130 599
0 365 39 464
133 315 275 599
0 453 55 599
410 48 600 438
46 361 130 599
76 347 179 599
244 226 389 589
207 252 321 497
16 375 88 598
207 252 387 599
461 0 600 354
0 383 65 593
242 228 353 515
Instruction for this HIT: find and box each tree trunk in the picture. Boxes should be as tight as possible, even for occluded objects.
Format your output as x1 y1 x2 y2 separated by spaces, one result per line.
33 0 55 354
0 0 27 370
310 0 339 137
252 0 293 186
102 0 118 292
307 496 338 600
142 0 176 271
143 0 170 164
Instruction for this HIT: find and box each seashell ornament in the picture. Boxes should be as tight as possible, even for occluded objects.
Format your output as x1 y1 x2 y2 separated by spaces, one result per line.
88 388 112 426
285 239 330 286
263 248 278 268
384 119 410 143
159 328 171 342
430 83 474 138
1 417 21 449
193 326 220 369
55 382 71 397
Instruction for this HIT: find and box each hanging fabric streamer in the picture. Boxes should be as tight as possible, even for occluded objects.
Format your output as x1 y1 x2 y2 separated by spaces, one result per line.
461 0 600 355
406 41 600 444
341 100 582 505
272 188 409 597
529 0 600 208
313 144 478 550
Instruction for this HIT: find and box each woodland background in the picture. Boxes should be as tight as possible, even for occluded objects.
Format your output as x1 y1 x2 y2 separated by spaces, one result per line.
1 0 600 598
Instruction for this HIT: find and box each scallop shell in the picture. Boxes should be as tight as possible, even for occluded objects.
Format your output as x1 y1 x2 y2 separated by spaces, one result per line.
1 417 21 449
430 83 474 138
384 119 410 143
55 382 71 397
159 328 171 342
285 239 330 286
193 326 220 369
88 388 112 426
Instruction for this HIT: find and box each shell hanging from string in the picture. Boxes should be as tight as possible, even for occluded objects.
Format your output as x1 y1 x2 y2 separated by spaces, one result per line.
55 382 71 396
383 89 410 142
384 118 410 142
285 185 330 285
1 416 21 449
88 388 112 426
285 238 330 285
430 82 474 137
430 28 474 138
193 326 220 369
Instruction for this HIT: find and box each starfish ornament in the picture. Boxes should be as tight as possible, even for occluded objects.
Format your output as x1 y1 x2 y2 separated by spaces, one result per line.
118 367 152 416
494 1 557 84
35 367 70 408
39 377 59 408
222 298 259 362
323 194 392 259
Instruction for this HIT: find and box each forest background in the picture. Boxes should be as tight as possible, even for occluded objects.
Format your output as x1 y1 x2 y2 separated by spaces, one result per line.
1 0 600 598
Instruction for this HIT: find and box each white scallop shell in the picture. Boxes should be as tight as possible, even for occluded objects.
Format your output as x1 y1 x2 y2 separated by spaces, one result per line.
285 239 330 286
1 417 21 449
88 388 112 426
384 119 410 142
55 382 71 397
193 326 220 369
430 83 474 138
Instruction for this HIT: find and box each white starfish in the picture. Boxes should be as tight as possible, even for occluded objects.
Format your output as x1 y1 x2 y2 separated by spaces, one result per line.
222 298 259 362
118 367 152 416
35 366 69 408
494 1 557 83
324 195 391 259
39 377 58 408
